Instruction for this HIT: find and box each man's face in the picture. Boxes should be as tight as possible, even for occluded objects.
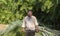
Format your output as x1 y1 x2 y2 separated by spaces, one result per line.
28 11 32 17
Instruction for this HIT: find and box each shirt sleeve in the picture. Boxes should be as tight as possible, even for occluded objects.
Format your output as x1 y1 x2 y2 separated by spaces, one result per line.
22 18 26 28
34 17 38 26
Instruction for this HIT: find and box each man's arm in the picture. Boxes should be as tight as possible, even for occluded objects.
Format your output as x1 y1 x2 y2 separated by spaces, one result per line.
34 17 38 26
34 17 39 32
22 18 26 32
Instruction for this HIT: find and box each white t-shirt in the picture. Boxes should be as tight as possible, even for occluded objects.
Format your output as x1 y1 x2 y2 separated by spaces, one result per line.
22 16 38 30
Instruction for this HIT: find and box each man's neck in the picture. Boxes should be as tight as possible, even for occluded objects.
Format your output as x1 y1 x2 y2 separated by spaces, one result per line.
28 16 32 17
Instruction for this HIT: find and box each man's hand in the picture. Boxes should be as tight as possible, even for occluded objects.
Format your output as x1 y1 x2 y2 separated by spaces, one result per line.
35 25 39 33
35 28 39 33
21 28 25 32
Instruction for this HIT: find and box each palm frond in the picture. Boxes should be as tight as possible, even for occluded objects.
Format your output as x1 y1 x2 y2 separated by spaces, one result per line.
0 20 60 36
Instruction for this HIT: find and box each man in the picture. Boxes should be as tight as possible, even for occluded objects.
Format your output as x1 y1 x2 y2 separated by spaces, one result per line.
22 10 39 36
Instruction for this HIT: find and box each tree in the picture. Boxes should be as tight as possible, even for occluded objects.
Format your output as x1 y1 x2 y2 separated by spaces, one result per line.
0 0 60 30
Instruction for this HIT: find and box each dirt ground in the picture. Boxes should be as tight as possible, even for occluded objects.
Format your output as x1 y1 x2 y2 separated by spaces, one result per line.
0 24 8 30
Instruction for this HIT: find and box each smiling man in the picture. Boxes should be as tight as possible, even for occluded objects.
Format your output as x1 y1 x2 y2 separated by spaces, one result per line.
22 10 39 36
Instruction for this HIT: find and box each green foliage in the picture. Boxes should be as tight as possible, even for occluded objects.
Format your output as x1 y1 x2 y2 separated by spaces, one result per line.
0 20 25 36
0 0 24 24
0 20 57 36
0 0 60 30
41 0 53 12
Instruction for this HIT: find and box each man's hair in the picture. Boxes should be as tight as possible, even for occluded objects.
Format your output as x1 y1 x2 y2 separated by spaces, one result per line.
28 10 32 12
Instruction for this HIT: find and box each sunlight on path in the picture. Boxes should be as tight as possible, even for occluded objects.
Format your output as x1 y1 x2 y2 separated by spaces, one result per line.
0 24 8 31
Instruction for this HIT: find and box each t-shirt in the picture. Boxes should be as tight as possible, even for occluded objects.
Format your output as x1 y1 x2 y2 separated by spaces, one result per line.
22 16 38 30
